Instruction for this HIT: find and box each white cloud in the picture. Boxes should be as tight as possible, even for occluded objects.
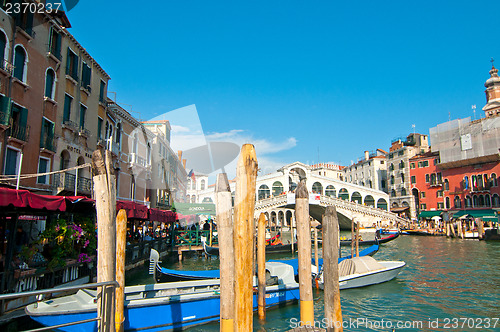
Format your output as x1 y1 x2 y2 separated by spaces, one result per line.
171 125 191 133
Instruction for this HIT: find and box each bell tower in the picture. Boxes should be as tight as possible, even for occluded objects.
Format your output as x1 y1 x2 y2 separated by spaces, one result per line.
483 58 500 118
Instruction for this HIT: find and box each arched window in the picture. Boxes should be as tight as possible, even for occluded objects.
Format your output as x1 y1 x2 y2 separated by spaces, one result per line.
491 173 498 187
445 196 450 209
272 181 283 196
391 189 396 197
401 188 407 196
200 179 205 190
430 173 436 185
60 150 70 170
477 175 484 190
45 68 56 99
465 196 472 208
338 188 349 200
14 45 27 82
454 196 461 208
463 176 469 190
325 185 336 197
390 175 395 185
492 194 500 207
400 173 405 183
0 31 8 66
444 179 449 191
258 184 270 200
399 160 405 169
478 195 485 207
485 194 491 207
312 182 323 195
202 197 213 203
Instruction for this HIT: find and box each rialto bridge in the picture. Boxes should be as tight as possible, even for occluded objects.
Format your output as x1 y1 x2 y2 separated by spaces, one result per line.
192 162 408 229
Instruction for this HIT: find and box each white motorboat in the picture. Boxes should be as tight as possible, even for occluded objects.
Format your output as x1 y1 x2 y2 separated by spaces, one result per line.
317 256 405 290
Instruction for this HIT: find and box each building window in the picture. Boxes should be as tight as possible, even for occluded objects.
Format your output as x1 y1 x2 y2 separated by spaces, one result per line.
399 161 405 169
81 62 92 91
200 179 205 190
66 48 79 80
97 117 103 139
420 204 426 210
49 28 62 60
425 174 430 183
445 197 450 209
410 162 415 169
437 173 442 183
0 31 7 66
420 191 426 198
380 160 384 164
418 161 423 168
411 176 416 184
423 160 429 167
436 190 443 198
454 196 461 208
444 179 449 191
398 150 404 156
45 68 56 99
381 179 386 189
437 202 444 209
37 157 50 184
430 173 437 185
4 147 20 175
491 173 497 187
391 189 396 197
63 94 73 123
463 176 470 190
116 122 121 147
400 173 405 183
13 45 27 82
492 194 500 207
465 196 472 208
40 118 55 151
99 80 106 103
79 105 86 129
390 175 394 185
388 153 393 159
11 7 34 35
401 188 406 196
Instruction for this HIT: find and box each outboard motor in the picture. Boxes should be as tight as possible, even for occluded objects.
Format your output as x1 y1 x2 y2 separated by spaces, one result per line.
149 249 161 279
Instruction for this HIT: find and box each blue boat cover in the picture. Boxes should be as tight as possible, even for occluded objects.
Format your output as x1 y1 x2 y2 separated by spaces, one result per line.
160 267 221 279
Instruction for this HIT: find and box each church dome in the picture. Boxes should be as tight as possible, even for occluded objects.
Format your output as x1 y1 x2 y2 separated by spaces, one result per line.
485 65 500 87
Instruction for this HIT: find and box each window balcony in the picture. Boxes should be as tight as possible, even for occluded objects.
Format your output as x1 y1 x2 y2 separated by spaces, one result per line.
129 152 149 169
8 122 30 142
62 120 78 131
0 59 14 75
79 127 91 138
53 172 92 195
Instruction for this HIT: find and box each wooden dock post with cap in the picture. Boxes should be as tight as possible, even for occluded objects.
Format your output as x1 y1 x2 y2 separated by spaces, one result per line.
355 218 359 257
257 212 267 321
350 218 354 257
92 149 116 332
295 180 314 326
233 144 258 331
477 218 484 240
323 206 343 331
216 173 235 332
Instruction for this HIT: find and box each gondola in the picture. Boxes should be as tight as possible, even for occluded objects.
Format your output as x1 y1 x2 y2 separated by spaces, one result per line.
203 240 295 256
150 244 379 283
339 232 399 246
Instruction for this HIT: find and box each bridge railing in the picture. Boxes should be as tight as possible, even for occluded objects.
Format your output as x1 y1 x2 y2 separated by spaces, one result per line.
255 194 408 225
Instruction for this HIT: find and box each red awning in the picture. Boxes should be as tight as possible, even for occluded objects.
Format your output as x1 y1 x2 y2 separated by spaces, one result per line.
0 187 67 212
116 200 148 219
149 208 176 224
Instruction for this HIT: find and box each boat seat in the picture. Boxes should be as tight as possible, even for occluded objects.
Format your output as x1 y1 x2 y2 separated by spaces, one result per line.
338 256 385 277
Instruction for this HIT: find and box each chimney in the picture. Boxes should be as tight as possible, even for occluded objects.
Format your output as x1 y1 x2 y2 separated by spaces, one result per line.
182 159 186 169
364 151 369 160
177 150 182 161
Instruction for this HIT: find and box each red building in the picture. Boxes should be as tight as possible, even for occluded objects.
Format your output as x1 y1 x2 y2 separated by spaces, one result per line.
409 152 444 215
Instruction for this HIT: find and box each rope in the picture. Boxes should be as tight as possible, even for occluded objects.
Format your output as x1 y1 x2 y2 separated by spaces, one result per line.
0 163 92 181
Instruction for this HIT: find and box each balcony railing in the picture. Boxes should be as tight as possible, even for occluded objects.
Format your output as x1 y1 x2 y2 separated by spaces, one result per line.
63 119 78 131
0 59 14 74
8 122 29 142
53 172 92 194
79 127 91 138
40 133 56 152
129 152 149 168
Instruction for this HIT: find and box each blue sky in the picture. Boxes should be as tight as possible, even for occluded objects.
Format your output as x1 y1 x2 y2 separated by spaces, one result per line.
66 1 500 176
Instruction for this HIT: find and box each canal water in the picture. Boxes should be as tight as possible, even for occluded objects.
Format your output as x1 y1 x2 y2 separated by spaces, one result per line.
129 234 500 331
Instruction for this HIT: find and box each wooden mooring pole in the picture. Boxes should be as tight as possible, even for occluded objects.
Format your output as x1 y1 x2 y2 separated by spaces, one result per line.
323 206 343 332
257 213 267 320
350 218 354 257
115 209 127 332
296 180 314 326
355 218 359 257
92 149 116 332
477 218 484 240
233 144 258 331
216 173 235 332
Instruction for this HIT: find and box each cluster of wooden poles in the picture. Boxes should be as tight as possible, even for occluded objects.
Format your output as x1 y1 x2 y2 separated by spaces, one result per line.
91 144 345 332
444 218 485 239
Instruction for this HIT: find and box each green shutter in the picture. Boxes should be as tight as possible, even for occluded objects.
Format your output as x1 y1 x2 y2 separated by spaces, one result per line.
0 95 12 126
55 33 62 58
73 54 79 79
66 48 71 75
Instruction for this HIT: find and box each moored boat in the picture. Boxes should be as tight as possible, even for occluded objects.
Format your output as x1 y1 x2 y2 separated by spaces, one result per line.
339 232 399 246
203 240 294 256
26 262 299 332
317 256 405 290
